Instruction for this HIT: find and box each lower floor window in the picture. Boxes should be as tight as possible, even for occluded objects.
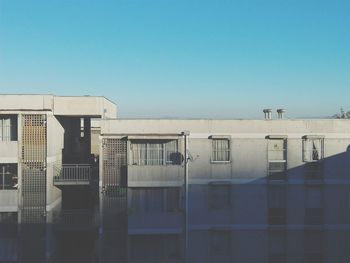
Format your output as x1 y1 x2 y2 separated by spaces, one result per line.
130 187 180 213
0 164 17 190
129 235 180 260
210 230 231 257
269 231 287 263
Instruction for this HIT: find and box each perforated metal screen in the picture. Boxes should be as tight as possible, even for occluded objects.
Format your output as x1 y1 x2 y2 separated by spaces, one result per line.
21 114 47 223
101 138 127 262
102 138 127 192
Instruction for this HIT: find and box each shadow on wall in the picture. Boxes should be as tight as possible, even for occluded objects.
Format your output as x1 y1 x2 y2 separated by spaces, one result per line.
1 148 350 263
127 146 350 263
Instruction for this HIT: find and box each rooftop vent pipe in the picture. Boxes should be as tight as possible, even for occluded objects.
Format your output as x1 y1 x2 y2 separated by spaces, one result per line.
277 109 286 119
263 109 272 120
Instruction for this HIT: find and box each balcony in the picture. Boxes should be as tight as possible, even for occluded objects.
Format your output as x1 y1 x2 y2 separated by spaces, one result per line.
53 164 91 186
127 165 183 187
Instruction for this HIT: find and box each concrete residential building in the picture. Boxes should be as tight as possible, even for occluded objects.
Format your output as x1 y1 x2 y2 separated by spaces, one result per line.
0 94 116 262
1 94 350 263
99 118 350 263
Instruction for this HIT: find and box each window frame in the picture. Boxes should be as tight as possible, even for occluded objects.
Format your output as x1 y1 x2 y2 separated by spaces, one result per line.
0 115 18 142
267 136 287 181
0 164 18 190
302 136 324 163
130 139 180 166
210 136 231 163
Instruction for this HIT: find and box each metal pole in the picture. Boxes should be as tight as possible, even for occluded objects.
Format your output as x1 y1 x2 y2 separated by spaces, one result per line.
2 166 4 190
182 131 190 263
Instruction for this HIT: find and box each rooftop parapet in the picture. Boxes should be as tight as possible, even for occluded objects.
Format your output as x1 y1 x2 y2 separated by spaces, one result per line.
0 94 117 118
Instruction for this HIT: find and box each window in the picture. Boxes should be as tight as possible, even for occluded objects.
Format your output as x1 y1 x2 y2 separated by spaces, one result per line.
212 139 230 162
0 212 18 237
129 235 180 260
303 137 324 162
210 230 231 257
130 188 180 213
209 184 231 210
131 139 180 165
268 138 287 180
269 231 287 263
303 137 324 180
0 115 17 141
304 231 323 263
0 164 18 190
268 186 286 225
305 186 323 225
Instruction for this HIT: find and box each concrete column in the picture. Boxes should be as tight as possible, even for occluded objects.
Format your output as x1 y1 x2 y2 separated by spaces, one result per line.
84 117 91 162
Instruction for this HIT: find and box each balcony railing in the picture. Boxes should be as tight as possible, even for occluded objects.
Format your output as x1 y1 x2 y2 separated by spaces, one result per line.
53 164 91 185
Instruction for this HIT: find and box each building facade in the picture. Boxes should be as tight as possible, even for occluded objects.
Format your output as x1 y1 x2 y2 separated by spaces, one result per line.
100 119 350 263
0 95 116 262
1 94 350 263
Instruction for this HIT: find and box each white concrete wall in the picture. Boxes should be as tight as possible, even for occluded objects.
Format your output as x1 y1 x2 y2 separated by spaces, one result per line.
101 119 350 136
0 141 18 163
0 95 53 111
128 166 183 187
53 96 117 118
102 119 350 185
0 190 17 212
0 95 117 118
46 114 64 211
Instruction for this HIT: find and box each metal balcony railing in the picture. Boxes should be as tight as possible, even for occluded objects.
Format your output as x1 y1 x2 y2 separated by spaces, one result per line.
53 164 91 185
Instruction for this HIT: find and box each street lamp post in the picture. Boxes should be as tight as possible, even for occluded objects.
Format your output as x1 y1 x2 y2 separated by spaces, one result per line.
181 131 190 263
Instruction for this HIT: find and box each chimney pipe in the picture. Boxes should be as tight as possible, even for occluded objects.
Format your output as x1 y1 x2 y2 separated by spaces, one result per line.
263 109 272 120
277 109 286 119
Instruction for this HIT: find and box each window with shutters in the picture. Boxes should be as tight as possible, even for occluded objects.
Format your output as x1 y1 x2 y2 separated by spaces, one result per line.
131 139 180 165
268 138 287 180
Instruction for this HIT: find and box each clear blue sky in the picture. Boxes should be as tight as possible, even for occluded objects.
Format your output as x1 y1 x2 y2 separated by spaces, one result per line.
0 0 349 118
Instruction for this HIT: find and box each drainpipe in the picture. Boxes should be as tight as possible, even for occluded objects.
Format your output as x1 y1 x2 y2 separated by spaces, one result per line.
181 131 190 263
